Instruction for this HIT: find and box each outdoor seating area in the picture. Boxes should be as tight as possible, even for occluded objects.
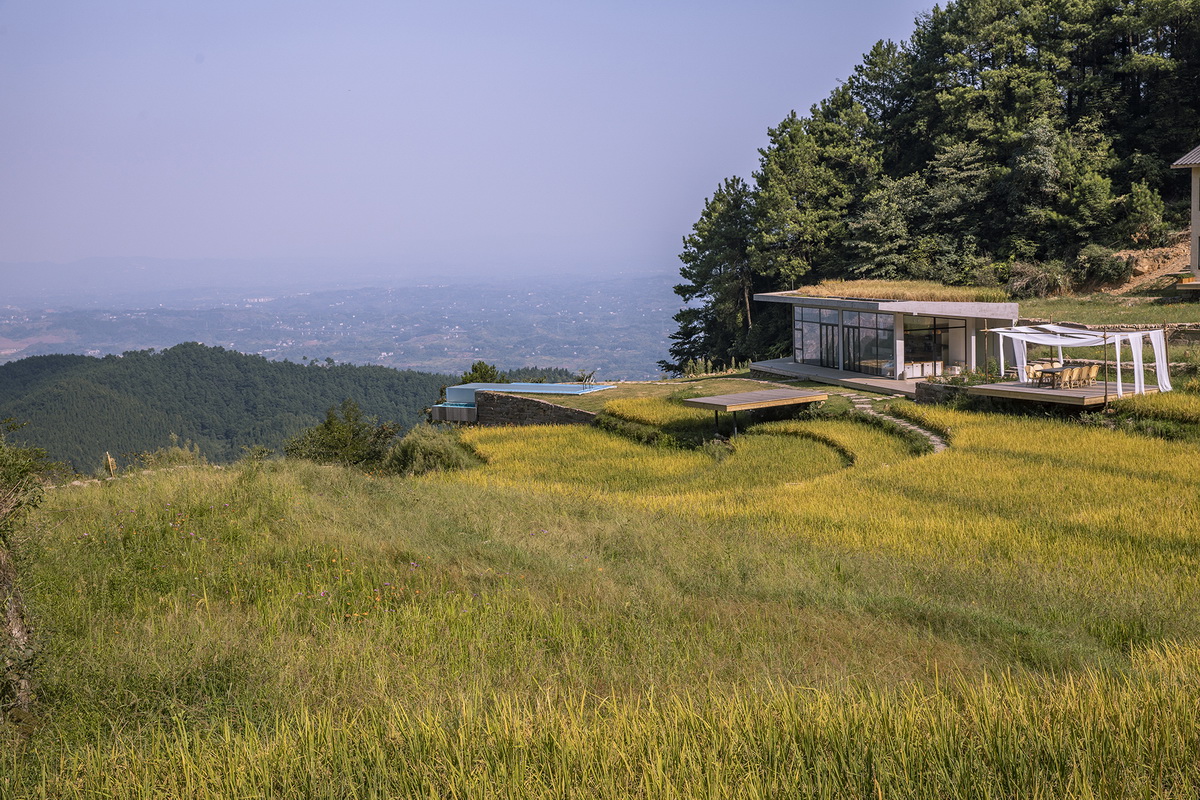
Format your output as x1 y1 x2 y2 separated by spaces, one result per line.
990 324 1172 398
1024 362 1101 389
967 324 1173 408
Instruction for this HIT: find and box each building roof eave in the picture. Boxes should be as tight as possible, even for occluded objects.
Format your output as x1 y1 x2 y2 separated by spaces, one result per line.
1171 144 1200 168
753 291 1018 320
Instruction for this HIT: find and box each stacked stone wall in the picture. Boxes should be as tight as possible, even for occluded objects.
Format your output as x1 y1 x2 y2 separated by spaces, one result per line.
474 392 597 426
914 382 966 405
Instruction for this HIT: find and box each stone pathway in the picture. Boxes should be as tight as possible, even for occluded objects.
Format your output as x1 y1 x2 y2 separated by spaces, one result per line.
839 392 949 454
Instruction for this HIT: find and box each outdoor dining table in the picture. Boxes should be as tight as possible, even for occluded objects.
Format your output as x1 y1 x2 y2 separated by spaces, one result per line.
1035 366 1069 388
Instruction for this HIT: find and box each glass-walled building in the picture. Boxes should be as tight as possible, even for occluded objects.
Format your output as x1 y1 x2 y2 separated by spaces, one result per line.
759 293 1018 381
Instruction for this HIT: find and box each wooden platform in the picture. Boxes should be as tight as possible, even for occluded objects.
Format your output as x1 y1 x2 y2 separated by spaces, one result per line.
750 358 922 398
966 381 1157 407
681 388 828 412
683 388 828 435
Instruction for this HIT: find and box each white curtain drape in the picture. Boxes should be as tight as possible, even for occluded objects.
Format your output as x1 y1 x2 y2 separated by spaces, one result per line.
989 325 1171 395
1150 329 1173 392
1130 332 1145 395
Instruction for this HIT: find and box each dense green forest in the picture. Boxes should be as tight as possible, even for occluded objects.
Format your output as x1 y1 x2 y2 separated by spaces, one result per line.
664 0 1200 372
0 344 569 471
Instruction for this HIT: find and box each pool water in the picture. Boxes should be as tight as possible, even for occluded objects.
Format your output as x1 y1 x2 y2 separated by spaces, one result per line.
443 382 613 406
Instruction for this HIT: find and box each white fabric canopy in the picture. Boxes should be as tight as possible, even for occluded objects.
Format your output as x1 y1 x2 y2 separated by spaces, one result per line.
988 324 1172 396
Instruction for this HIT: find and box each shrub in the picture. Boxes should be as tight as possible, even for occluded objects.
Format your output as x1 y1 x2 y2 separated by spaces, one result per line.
927 366 997 387
0 421 52 539
382 425 481 476
284 399 400 469
1007 261 1070 298
1118 181 1169 248
239 444 275 463
969 262 1011 288
1072 244 1132 289
124 434 207 471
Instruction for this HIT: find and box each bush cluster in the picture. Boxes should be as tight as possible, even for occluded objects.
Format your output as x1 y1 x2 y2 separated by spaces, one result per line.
283 399 481 477
283 399 400 469
383 425 481 476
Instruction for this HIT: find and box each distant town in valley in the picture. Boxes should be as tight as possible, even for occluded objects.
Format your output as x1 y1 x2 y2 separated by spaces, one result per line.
0 270 680 380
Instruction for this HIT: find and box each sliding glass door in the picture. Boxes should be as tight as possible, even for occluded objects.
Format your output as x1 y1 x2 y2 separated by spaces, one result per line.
794 307 839 368
842 311 895 377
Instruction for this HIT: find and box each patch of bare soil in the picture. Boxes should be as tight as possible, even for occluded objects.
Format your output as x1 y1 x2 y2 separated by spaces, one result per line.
1109 230 1191 295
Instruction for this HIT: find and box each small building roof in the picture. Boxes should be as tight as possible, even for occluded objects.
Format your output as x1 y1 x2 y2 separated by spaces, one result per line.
753 291 1019 320
1171 144 1200 168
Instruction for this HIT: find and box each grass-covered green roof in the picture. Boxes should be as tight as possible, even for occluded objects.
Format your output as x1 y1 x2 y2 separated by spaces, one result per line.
782 280 1010 304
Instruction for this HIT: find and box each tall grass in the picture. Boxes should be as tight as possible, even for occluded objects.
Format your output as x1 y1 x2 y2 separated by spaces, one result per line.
1110 390 1200 424
602 397 714 430
794 279 1009 303
12 650 1200 799
750 418 921 468
9 404 1200 795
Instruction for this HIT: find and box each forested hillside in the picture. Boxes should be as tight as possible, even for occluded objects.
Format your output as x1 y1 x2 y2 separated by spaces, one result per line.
0 344 460 470
666 0 1200 372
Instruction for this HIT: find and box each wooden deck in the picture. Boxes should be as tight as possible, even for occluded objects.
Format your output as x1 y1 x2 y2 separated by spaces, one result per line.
681 388 828 412
683 388 829 435
966 381 1158 407
750 358 922 398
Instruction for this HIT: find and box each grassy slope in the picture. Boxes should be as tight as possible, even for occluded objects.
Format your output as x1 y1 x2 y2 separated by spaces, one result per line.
507 375 788 413
1020 294 1200 325
7 388 1200 796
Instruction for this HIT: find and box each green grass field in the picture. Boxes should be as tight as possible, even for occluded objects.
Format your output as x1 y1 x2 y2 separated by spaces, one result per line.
507 375 787 413
1021 294 1200 325
6 378 1200 797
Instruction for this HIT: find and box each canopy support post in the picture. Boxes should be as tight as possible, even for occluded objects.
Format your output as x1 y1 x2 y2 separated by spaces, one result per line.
984 330 989 381
1104 332 1109 407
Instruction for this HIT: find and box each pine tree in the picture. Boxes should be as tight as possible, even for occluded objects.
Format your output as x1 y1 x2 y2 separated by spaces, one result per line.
661 177 755 374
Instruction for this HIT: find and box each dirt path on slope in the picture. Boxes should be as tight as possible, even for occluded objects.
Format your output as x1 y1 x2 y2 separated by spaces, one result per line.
1109 231 1191 295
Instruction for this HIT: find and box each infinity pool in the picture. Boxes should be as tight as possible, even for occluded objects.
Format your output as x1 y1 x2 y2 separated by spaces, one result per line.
444 382 614 405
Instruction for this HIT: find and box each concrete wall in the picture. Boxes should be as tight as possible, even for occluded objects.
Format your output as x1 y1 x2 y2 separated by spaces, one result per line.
430 405 477 423
474 391 598 426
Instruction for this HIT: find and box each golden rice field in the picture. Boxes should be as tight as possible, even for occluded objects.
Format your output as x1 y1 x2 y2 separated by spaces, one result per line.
1111 388 1200 423
7 385 1200 797
602 396 716 429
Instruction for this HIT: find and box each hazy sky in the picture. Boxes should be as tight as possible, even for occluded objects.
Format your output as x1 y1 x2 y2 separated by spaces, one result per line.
2 1 931 279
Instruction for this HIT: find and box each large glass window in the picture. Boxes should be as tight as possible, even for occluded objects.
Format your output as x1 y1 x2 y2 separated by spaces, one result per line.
794 306 840 368
903 317 965 366
843 312 895 377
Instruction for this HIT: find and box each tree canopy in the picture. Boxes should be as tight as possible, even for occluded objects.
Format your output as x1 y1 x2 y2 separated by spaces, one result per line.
663 0 1199 373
